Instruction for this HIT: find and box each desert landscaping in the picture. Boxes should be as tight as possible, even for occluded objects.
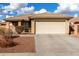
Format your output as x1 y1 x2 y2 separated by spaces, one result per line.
0 27 35 53
0 36 35 53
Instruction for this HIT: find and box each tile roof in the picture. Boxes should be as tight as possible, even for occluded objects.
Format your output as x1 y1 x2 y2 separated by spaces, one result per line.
5 13 72 21
30 13 72 19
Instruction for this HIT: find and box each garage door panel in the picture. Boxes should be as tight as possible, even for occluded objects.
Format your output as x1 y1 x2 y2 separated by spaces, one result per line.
36 22 66 34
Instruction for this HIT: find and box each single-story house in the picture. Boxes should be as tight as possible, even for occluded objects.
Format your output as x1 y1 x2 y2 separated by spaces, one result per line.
5 13 72 34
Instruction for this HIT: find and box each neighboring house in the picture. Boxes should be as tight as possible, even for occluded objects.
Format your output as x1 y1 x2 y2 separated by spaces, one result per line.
5 13 72 34
69 17 79 35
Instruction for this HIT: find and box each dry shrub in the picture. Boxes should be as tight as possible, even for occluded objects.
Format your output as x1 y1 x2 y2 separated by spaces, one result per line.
15 26 24 34
0 27 17 48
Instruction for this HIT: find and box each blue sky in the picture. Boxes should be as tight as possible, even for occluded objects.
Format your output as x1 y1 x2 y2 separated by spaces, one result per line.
27 3 58 12
0 3 79 21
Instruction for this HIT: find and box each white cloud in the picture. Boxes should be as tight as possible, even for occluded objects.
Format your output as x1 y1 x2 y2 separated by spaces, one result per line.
16 6 34 15
4 3 27 10
1 3 28 15
2 10 9 14
0 3 35 17
6 15 14 18
54 3 79 16
34 9 48 14
2 3 48 17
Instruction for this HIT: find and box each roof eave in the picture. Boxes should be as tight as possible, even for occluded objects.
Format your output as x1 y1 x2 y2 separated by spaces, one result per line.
30 17 73 20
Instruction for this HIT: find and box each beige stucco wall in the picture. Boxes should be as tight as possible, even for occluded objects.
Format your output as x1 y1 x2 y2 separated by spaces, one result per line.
31 20 35 34
65 20 69 34
35 18 69 34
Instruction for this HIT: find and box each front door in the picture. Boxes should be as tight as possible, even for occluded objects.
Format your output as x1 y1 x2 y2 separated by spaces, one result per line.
24 22 29 32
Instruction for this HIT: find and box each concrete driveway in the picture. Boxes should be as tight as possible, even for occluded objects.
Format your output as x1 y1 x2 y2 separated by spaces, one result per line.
35 34 79 56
